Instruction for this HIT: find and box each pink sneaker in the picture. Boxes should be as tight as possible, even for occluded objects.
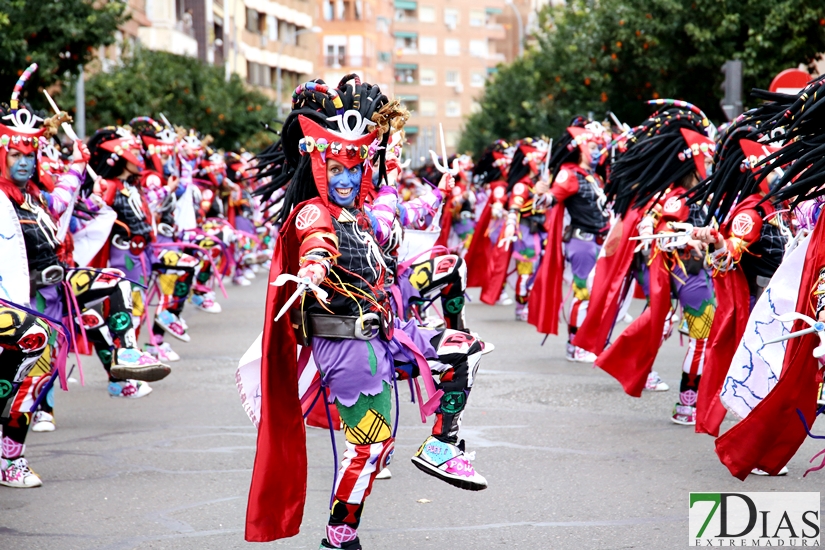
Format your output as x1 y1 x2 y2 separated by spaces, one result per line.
155 310 190 342
411 436 487 491
109 348 171 382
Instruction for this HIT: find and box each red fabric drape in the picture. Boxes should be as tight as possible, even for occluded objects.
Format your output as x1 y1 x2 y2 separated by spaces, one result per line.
715 218 825 480
245 201 313 542
527 202 565 335
595 249 672 397
573 208 644 355
465 201 493 288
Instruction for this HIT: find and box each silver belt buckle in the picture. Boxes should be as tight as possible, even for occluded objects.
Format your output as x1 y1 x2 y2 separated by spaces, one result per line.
354 313 380 340
40 265 65 285
574 228 594 241
112 234 130 250
158 223 175 238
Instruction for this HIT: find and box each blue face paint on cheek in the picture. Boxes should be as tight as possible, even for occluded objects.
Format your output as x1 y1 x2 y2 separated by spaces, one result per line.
328 165 363 206
216 174 225 185
9 154 35 184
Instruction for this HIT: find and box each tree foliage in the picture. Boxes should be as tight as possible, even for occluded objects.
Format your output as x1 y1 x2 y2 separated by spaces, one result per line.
61 49 279 151
460 0 825 157
0 0 127 107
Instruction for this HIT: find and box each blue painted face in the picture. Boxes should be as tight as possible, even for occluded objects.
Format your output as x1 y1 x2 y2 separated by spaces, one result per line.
216 173 225 186
8 151 35 185
327 161 362 207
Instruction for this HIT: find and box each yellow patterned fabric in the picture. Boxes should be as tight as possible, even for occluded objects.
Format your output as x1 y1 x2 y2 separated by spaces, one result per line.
131 290 145 318
516 260 534 276
68 270 94 295
343 408 391 445
684 305 715 340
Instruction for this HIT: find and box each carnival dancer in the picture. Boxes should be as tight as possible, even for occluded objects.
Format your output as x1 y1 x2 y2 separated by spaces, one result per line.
464 140 514 304
134 120 210 362
471 138 548 319
686 115 787 438
527 119 609 360
711 76 825 479
245 75 485 548
575 103 717 425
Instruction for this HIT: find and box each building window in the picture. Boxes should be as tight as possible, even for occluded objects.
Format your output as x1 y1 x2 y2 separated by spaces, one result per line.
469 39 487 57
420 68 436 85
246 9 259 33
445 70 460 86
266 15 278 41
395 66 417 84
446 130 460 147
336 0 346 20
444 8 458 28
378 51 392 63
395 8 415 22
323 0 334 21
420 100 437 117
419 36 437 55
469 9 484 27
418 5 435 23
446 101 461 118
395 35 418 52
444 39 460 56
326 44 346 67
471 71 486 88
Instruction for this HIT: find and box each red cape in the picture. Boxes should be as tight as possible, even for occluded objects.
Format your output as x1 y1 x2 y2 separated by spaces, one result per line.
695 196 764 437
480 229 514 305
594 246 672 397
573 208 644 355
435 195 453 249
527 201 565 334
715 217 825 479
465 196 494 288
245 200 313 541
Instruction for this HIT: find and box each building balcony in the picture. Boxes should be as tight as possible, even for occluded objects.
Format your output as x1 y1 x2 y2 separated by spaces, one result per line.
485 23 507 41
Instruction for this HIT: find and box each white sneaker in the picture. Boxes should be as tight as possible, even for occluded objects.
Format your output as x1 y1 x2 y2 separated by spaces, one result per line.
375 468 392 480
108 380 153 398
622 313 634 323
0 457 42 488
497 291 514 306
30 411 55 433
411 436 487 491
233 276 251 286
644 371 670 392
243 268 256 280
191 291 222 313
250 264 260 273
565 342 597 363
751 466 789 476
144 342 180 362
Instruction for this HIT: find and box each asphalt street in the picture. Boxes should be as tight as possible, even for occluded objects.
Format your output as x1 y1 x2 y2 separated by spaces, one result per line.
2 275 823 550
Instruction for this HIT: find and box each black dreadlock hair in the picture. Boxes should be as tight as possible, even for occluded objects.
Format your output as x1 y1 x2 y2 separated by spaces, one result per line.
84 127 131 195
506 137 546 190
544 116 589 184
750 75 825 208
606 107 711 217
471 140 509 187
251 139 287 201
261 74 403 223
688 108 765 224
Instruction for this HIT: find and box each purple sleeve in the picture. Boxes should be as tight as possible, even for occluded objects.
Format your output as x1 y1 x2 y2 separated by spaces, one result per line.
46 170 83 216
399 187 442 228
364 186 399 245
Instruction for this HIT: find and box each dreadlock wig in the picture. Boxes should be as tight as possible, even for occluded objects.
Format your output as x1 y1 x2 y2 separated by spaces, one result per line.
752 75 825 208
506 136 549 190
471 140 510 187
264 74 405 222
606 103 715 217
688 108 781 225
544 116 608 183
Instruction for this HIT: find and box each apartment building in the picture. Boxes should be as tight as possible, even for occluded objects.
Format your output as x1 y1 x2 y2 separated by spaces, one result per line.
103 1 315 109
316 0 395 94
390 0 509 161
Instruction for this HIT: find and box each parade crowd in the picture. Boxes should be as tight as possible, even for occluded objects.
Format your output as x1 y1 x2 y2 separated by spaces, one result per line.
3 64 825 550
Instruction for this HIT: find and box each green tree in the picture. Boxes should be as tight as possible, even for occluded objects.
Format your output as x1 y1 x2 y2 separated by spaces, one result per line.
61 48 279 151
0 0 127 106
460 0 825 158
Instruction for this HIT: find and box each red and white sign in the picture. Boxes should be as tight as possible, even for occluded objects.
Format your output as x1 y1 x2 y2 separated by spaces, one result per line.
769 69 812 95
